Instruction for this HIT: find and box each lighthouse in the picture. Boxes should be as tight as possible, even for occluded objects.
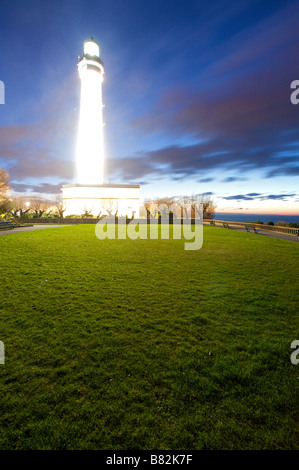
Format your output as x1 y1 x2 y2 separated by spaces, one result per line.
62 38 140 218
76 38 105 184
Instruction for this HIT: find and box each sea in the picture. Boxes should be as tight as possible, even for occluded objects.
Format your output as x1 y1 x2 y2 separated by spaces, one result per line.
214 213 299 224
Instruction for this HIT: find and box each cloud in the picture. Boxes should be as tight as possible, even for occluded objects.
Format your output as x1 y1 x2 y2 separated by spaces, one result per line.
222 192 297 201
0 126 74 183
198 177 214 183
266 166 299 178
0 73 77 190
223 194 253 201
221 176 248 183
11 182 64 194
260 193 296 201
197 192 214 197
121 3 299 183
105 156 160 182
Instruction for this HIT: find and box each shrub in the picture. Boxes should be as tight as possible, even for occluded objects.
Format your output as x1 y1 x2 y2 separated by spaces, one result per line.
267 221 274 225
276 221 288 226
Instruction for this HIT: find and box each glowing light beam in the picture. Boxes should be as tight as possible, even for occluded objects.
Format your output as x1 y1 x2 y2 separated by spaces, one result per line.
76 39 105 185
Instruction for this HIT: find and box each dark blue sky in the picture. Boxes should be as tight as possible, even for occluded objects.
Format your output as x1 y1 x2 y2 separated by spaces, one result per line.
0 0 298 214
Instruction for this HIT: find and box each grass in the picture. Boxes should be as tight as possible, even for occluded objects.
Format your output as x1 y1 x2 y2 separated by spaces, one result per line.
0 224 298 450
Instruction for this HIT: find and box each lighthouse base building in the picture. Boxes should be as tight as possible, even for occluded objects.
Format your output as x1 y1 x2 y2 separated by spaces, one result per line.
62 183 140 218
62 38 140 218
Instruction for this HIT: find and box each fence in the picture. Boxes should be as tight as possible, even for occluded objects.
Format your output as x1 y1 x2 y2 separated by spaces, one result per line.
208 219 299 235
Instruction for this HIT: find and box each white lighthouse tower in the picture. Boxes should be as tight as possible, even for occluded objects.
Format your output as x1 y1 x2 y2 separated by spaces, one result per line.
76 37 104 184
62 38 140 218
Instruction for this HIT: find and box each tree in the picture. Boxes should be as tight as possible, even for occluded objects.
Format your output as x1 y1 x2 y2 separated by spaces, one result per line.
143 198 159 218
144 194 216 220
178 195 192 219
0 168 11 214
189 193 216 219
54 196 65 218
143 196 177 218
30 199 50 218
81 209 92 218
174 194 216 219
9 196 31 218
143 198 156 218
102 199 118 216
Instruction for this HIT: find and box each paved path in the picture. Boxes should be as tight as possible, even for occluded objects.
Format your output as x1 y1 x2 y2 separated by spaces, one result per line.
0 224 71 236
252 229 299 243
205 223 299 243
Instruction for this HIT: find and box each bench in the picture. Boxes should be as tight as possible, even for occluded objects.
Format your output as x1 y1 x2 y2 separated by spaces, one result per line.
245 225 259 234
0 220 23 231
209 220 216 226
0 221 16 231
222 222 231 229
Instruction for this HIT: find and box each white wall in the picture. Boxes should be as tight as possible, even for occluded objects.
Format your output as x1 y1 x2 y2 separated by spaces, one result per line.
62 185 140 217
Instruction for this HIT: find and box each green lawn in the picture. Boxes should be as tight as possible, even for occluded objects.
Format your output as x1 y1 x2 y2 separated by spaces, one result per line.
0 225 298 450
